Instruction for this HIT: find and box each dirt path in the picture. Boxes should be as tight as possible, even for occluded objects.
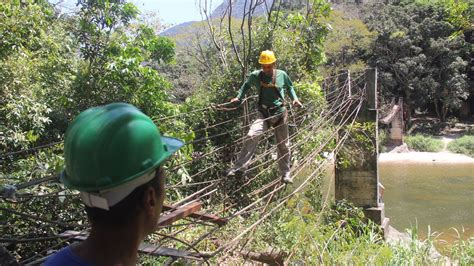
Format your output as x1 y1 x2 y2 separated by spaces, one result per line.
440 137 455 152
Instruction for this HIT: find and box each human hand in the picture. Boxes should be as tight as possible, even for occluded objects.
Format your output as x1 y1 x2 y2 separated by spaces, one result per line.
292 99 303 108
230 97 240 103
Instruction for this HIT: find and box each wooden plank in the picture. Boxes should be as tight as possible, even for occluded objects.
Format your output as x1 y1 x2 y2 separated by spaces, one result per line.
162 204 228 226
58 231 208 260
158 202 201 226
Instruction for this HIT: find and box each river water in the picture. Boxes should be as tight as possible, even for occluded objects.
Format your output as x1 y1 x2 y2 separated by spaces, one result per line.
379 152 474 249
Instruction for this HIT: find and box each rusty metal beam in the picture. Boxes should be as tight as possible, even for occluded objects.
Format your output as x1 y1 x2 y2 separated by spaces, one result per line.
158 202 201 226
162 204 228 226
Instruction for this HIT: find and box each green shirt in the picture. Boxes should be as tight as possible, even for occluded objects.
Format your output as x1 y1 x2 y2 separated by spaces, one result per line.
237 69 298 113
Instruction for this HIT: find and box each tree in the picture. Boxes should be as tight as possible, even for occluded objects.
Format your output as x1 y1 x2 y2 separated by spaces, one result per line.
72 0 176 116
364 2 470 122
0 0 178 152
0 0 79 151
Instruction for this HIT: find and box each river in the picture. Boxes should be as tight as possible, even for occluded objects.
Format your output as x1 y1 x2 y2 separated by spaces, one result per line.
379 152 474 251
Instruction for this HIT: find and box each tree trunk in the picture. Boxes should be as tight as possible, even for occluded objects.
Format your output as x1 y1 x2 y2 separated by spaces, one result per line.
434 100 441 120
442 105 448 122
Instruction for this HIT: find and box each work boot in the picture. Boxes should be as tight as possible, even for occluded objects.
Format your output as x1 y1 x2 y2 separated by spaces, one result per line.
282 173 293 184
225 168 245 178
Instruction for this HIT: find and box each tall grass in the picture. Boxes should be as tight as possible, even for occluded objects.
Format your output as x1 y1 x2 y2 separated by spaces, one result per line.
405 134 444 152
226 199 474 265
448 227 474 265
447 135 474 157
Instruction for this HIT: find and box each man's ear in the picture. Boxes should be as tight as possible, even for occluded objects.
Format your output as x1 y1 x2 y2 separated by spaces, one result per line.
143 186 157 214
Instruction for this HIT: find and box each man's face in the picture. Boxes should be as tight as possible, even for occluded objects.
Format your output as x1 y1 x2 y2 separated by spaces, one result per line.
261 63 274 76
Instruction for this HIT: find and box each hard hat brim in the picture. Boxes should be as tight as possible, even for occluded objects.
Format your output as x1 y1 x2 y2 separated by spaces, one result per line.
161 136 184 156
258 59 277 65
60 135 184 192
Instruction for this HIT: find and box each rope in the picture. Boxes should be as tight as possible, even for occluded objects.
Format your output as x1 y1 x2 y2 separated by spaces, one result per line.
165 86 358 221
208 89 365 257
0 141 63 159
162 88 360 238
168 83 345 174
217 96 359 214
167 102 312 173
0 236 61 243
163 93 365 264
155 95 258 122
0 206 86 229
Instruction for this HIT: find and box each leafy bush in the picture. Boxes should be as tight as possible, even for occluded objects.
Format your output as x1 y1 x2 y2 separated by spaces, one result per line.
378 129 388 153
405 134 443 152
0 0 79 151
448 135 474 157
338 122 377 169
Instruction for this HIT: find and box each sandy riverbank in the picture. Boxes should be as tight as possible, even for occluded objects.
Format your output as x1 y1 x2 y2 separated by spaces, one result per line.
379 152 474 178
380 151 474 164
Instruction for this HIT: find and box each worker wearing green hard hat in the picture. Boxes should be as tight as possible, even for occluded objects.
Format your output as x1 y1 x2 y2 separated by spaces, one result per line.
44 103 183 266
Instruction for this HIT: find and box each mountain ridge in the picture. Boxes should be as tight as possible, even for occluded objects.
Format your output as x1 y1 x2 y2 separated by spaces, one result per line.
161 0 273 37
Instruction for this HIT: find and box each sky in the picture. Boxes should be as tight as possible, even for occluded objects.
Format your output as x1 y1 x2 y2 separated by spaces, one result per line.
52 0 221 25
133 0 220 25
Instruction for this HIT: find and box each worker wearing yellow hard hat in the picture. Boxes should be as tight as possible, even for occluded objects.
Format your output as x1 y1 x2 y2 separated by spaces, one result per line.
258 50 277 64
227 50 303 184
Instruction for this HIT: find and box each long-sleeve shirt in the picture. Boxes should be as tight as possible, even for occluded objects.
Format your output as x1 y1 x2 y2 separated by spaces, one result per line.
237 69 298 114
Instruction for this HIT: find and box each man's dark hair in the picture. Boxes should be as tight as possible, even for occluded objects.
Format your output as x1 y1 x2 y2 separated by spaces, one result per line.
85 166 165 228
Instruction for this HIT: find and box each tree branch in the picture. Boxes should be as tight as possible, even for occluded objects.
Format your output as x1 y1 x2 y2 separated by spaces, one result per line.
199 0 228 69
228 0 244 70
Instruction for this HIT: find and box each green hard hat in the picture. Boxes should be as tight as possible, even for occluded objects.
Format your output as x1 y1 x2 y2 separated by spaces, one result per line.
61 103 183 192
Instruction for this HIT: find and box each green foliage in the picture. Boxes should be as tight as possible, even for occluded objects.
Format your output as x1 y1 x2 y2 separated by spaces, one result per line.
253 2 331 80
0 0 184 261
0 0 78 151
414 0 473 37
389 224 442 264
405 134 444 152
322 10 376 73
294 81 325 101
0 0 55 58
338 122 377 170
76 0 139 62
447 135 474 157
73 0 176 117
246 198 390 264
378 129 389 153
364 2 470 121
0 0 179 152
242 197 472 264
0 144 86 261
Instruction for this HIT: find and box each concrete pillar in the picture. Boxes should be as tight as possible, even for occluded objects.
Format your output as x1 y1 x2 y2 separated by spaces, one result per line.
334 68 389 234
389 113 403 146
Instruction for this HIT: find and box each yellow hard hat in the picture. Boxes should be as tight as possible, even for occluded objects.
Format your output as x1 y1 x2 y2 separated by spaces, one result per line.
258 50 277 65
